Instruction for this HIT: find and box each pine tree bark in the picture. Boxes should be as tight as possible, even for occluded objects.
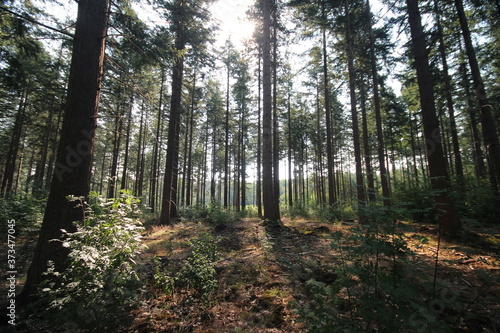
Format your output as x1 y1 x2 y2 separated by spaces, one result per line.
2 89 28 197
366 0 390 206
20 0 109 302
262 0 280 222
435 0 464 185
107 93 124 198
360 80 375 202
454 0 500 194
272 2 281 217
257 46 263 217
322 5 336 207
345 3 366 222
120 95 133 191
150 70 166 212
160 0 186 224
406 0 461 234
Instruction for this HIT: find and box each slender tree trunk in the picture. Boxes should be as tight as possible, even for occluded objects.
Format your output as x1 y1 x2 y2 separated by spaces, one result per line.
134 104 145 197
257 47 263 217
435 0 464 185
406 0 461 234
262 0 280 222
107 93 124 198
272 2 280 216
2 89 28 197
20 0 109 302
366 0 390 206
150 70 166 212
46 104 64 190
322 6 336 207
186 75 196 207
360 80 375 202
345 3 366 222
224 64 230 208
120 95 133 191
160 3 186 224
34 96 55 194
461 62 486 181
287 91 293 207
454 0 500 194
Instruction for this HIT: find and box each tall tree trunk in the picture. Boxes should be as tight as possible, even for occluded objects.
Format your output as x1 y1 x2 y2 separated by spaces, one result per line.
460 61 486 181
150 70 166 212
435 0 464 185
34 96 56 195
20 0 109 302
366 0 390 206
345 3 366 222
322 6 336 207
454 0 500 194
262 0 280 222
160 1 186 224
224 63 230 208
287 91 293 207
2 89 28 197
46 104 64 190
134 104 145 197
360 80 375 202
186 75 196 206
272 2 280 216
406 0 461 234
257 46 263 217
241 106 247 212
107 94 124 198
120 95 133 191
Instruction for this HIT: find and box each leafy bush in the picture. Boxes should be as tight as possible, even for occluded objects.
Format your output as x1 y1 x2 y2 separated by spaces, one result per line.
176 232 221 304
393 185 437 222
0 194 44 233
459 184 500 223
205 201 237 227
30 191 145 331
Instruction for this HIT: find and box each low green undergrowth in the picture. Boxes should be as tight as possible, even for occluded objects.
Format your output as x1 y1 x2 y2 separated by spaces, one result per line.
25 191 145 331
295 205 464 332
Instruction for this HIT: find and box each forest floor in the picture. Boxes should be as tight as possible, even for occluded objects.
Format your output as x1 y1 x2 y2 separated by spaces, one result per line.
1 216 499 332
128 217 500 332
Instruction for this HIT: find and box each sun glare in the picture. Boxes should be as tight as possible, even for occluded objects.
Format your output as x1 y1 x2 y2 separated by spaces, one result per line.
209 0 256 49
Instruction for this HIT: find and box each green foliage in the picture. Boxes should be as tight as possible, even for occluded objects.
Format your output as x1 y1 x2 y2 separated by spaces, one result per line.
295 205 458 332
459 184 500 223
152 232 221 306
176 232 221 304
284 202 310 219
393 185 437 222
29 191 145 331
153 256 175 294
206 201 237 226
0 193 44 233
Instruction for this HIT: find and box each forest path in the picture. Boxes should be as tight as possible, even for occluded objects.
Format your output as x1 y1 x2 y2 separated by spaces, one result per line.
131 217 342 332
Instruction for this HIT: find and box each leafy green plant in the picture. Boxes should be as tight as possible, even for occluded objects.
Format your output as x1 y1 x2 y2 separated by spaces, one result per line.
0 193 44 233
205 201 237 227
29 191 145 331
176 232 221 304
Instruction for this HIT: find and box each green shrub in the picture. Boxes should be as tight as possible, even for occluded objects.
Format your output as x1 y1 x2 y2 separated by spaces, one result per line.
29 191 145 331
176 232 221 304
0 194 44 234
